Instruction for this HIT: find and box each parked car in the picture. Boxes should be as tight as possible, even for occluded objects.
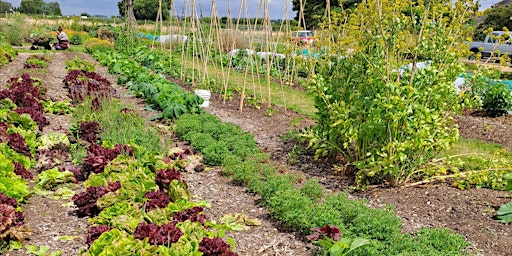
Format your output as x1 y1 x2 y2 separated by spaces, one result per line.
468 31 512 60
290 30 315 45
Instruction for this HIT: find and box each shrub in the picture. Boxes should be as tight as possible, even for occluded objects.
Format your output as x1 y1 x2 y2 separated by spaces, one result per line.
70 34 85 45
303 0 479 187
0 14 30 46
84 38 114 53
479 81 512 117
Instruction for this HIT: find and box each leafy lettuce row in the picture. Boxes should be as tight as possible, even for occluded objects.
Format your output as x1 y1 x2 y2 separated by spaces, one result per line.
90 47 203 119
66 92 237 254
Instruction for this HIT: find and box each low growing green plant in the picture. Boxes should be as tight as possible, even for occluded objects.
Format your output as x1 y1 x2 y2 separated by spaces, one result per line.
475 80 512 117
175 111 470 255
42 100 73 115
496 202 512 224
70 34 85 45
65 57 96 72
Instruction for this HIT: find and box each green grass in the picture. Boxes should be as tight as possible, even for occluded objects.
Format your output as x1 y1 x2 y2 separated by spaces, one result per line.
436 138 512 190
16 43 86 53
445 138 511 156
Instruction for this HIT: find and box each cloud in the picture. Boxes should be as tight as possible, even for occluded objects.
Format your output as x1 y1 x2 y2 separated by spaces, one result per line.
172 0 296 19
7 0 119 16
7 0 295 19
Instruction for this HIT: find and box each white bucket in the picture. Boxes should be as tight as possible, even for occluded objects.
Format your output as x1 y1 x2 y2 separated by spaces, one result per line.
194 89 211 108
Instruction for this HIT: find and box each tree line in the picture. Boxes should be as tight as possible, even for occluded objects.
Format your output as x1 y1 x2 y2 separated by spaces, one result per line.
0 0 61 16
6 0 506 37
1 0 358 28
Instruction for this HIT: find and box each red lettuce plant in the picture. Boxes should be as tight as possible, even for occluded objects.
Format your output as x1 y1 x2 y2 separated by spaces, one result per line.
64 70 113 104
5 74 43 100
78 121 101 143
82 144 133 174
155 167 184 191
86 225 112 246
133 222 183 245
169 147 194 160
35 147 70 173
0 192 25 234
144 191 171 212
13 162 33 180
306 225 342 242
0 204 17 233
199 237 238 256
0 192 17 208
0 124 31 158
7 133 31 158
173 206 206 224
72 181 121 218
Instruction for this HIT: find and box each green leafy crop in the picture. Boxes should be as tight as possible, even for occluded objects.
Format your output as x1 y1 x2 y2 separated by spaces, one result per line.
496 202 512 224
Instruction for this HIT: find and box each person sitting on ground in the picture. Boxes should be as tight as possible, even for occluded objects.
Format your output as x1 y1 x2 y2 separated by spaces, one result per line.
53 27 69 50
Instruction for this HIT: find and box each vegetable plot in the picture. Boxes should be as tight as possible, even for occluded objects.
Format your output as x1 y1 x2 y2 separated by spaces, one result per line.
59 63 241 255
0 72 52 251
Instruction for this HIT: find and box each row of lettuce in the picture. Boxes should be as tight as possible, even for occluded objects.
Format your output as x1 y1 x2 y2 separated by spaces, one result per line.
1 53 242 255
63 59 247 255
0 53 61 252
86 42 473 254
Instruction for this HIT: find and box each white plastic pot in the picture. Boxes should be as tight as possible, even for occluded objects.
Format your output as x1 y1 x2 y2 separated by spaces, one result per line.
194 89 211 108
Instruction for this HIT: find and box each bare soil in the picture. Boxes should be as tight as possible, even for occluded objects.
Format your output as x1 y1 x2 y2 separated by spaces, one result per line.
1 51 511 256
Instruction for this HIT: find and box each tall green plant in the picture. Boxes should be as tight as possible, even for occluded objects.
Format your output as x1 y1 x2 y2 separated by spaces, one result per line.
304 0 479 187
0 13 30 46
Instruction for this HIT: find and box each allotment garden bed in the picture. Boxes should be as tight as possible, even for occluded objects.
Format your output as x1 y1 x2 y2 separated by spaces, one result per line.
0 48 511 256
0 51 311 255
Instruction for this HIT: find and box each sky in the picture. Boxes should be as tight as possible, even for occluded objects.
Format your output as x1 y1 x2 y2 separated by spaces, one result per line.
3 0 505 19
5 0 297 19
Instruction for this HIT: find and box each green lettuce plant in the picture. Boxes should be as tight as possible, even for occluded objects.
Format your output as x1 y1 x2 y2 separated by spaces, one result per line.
0 153 30 201
496 202 512 224
34 168 76 199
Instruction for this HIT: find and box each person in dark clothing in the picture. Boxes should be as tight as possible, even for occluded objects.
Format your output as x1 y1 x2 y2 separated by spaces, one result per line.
53 27 69 50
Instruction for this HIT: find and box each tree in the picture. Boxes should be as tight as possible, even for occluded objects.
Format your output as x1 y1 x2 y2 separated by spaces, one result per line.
45 2 62 15
474 5 512 41
304 0 479 187
20 0 44 14
0 0 12 13
19 0 61 15
118 0 169 20
291 0 361 29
